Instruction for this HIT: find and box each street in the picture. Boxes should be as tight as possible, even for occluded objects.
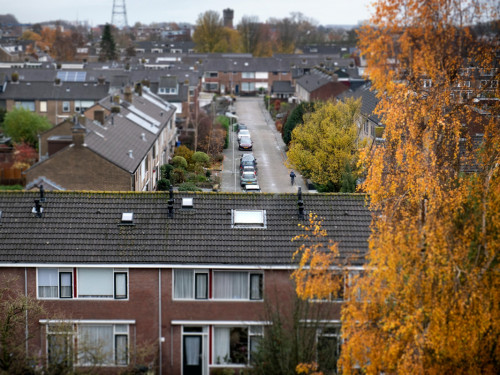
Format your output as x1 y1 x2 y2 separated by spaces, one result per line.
220 97 307 193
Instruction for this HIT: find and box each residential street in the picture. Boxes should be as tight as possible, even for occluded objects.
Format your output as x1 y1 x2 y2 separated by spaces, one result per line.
220 97 308 193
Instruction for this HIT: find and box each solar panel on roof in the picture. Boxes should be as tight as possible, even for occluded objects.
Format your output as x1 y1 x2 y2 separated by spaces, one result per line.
56 71 87 82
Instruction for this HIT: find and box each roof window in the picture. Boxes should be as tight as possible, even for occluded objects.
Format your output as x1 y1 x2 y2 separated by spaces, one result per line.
232 209 266 228
120 212 135 225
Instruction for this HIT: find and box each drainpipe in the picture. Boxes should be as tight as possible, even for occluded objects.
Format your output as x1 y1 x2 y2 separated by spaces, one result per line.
158 268 162 374
25 267 28 356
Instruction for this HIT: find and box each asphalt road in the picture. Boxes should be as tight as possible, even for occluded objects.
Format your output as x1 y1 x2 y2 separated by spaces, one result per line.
220 97 308 193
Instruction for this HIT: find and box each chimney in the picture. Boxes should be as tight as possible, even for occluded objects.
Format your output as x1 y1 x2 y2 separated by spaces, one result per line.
135 82 143 96
94 109 105 124
297 187 305 220
72 116 86 148
167 185 174 218
124 85 133 103
39 184 46 202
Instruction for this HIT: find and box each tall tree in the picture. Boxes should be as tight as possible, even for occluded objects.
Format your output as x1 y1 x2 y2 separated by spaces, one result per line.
237 16 262 55
99 23 117 61
286 98 361 191
192 11 225 53
2 107 52 149
338 0 499 373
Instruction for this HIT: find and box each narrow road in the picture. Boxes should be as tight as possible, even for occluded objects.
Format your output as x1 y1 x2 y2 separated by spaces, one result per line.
221 97 307 193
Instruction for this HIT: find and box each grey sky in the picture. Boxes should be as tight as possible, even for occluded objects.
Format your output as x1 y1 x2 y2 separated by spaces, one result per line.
3 0 372 27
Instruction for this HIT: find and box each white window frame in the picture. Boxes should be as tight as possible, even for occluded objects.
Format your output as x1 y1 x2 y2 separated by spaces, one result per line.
212 325 263 366
45 322 130 368
62 101 70 112
40 101 48 112
213 271 263 301
173 269 209 300
37 268 128 300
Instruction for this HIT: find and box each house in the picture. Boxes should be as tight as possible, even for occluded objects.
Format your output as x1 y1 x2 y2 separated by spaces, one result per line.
24 87 177 191
0 78 110 125
295 68 349 102
271 80 295 99
0 189 371 374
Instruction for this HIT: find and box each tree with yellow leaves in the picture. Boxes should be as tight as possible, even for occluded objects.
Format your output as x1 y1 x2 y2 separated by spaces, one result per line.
286 98 361 192
293 0 499 373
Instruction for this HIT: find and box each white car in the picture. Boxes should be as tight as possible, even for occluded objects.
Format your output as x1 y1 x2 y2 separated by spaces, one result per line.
237 129 250 140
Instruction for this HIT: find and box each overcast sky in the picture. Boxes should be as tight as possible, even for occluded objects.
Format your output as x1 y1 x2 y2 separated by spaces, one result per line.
3 0 373 27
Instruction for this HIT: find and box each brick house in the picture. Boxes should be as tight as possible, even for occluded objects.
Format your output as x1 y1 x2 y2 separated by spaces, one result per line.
295 69 349 102
0 190 371 374
0 79 110 125
24 87 177 191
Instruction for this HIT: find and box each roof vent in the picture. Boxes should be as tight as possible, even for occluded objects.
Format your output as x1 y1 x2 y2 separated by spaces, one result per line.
32 199 43 218
297 187 305 220
167 185 174 218
181 197 193 209
141 133 146 141
39 184 46 202
120 212 135 225
127 150 134 158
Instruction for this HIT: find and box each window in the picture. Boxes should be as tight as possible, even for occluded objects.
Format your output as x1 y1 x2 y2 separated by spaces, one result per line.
232 209 266 228
317 326 341 373
173 269 208 299
203 82 218 91
15 101 35 111
47 323 129 367
74 100 94 113
62 101 70 112
38 268 73 298
40 101 48 112
37 268 128 300
213 271 263 300
204 71 218 78
242 72 255 79
423 79 432 88
241 82 255 92
213 326 263 365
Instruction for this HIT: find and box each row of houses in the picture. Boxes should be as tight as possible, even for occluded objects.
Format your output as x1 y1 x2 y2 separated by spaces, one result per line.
0 189 371 374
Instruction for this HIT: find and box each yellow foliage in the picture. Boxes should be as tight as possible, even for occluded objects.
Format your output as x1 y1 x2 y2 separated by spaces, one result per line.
338 0 500 374
286 99 361 187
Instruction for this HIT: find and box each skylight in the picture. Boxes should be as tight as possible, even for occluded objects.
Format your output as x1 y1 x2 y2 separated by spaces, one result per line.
232 210 266 228
182 198 194 208
120 212 134 225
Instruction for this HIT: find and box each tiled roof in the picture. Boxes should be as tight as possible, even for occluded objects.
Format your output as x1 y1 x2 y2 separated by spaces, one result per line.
0 191 372 266
272 80 294 94
338 83 381 124
0 81 110 100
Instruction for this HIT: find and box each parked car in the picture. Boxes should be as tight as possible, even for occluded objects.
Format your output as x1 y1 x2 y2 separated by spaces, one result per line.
240 154 257 171
236 123 247 131
240 171 258 186
238 136 253 151
237 129 251 140
244 184 261 192
240 165 257 175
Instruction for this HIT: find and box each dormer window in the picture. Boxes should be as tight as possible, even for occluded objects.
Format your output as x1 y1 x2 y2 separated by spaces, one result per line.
232 209 266 228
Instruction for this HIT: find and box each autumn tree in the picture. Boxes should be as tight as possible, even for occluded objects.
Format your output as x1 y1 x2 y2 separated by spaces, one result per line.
282 101 314 145
295 0 500 373
2 107 52 149
99 23 117 61
192 11 225 53
238 16 263 55
0 276 44 373
286 98 361 191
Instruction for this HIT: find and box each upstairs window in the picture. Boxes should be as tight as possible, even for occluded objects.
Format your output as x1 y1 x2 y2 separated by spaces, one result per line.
213 271 263 300
173 269 208 299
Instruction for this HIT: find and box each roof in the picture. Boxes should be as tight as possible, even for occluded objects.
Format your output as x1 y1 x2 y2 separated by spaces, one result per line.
338 83 381 124
0 81 110 100
0 191 372 267
272 80 294 94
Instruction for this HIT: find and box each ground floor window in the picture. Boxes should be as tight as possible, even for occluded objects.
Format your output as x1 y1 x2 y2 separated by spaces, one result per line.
213 325 263 365
317 325 341 374
46 323 129 367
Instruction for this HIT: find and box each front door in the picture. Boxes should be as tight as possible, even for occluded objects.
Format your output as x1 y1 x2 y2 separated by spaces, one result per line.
183 335 202 375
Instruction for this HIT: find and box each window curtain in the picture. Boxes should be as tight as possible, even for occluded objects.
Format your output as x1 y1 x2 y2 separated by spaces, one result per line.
78 325 113 365
60 273 72 298
38 268 58 298
195 273 207 299
250 274 261 300
174 269 193 298
214 327 230 364
184 337 200 365
115 273 127 298
78 269 113 298
115 335 128 365
214 272 247 299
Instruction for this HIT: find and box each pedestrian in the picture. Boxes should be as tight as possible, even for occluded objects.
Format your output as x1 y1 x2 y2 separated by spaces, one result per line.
290 171 296 185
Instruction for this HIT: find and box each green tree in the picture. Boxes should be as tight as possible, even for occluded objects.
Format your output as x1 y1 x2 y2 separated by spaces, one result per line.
192 11 225 52
2 107 52 149
282 102 314 145
99 24 117 61
286 99 361 191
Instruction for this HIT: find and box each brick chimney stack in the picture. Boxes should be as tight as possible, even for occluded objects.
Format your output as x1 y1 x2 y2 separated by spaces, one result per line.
124 85 133 103
72 116 86 148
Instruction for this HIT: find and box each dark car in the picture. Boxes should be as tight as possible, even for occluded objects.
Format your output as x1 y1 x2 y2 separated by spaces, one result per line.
240 154 257 171
238 136 253 151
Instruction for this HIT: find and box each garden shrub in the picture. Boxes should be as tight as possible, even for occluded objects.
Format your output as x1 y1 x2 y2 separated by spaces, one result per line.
174 145 194 163
157 179 171 191
171 156 188 170
178 182 202 192
171 168 186 184
191 151 210 166
160 164 174 180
